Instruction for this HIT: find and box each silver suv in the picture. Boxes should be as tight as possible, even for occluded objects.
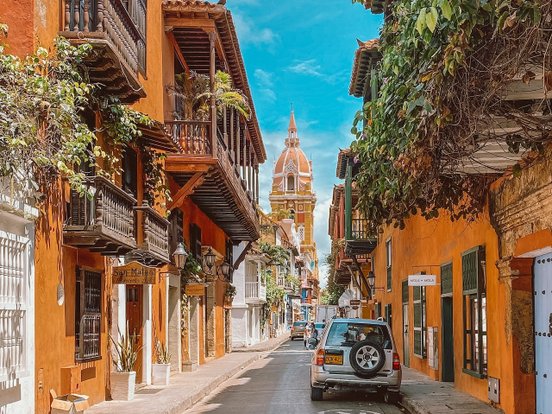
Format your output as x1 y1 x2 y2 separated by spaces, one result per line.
310 318 401 403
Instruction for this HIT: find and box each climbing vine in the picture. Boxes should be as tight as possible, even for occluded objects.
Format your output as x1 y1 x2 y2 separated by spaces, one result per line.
352 0 550 227
0 26 166 203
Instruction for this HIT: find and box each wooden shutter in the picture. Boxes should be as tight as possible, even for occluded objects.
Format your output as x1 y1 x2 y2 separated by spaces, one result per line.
462 246 484 294
441 263 453 296
402 279 409 304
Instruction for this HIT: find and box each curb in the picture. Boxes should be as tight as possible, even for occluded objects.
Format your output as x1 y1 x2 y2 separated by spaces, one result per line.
399 395 426 414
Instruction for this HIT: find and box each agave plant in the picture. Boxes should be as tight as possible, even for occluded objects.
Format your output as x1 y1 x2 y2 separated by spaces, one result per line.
155 339 172 364
110 324 141 372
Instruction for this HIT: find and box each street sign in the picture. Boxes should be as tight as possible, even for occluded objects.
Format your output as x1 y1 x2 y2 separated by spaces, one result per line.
112 261 157 284
185 283 205 296
408 274 437 286
349 299 361 306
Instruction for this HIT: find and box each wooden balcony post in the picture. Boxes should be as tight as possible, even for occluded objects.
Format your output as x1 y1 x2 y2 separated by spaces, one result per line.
242 130 247 179
209 31 217 157
236 119 241 174
230 108 234 160
247 145 252 192
223 105 228 148
255 164 259 205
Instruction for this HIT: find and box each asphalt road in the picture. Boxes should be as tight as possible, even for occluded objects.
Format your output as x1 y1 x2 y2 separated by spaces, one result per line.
184 339 406 414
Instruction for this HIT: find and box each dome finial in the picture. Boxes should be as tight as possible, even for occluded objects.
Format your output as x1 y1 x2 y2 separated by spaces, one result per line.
288 108 297 133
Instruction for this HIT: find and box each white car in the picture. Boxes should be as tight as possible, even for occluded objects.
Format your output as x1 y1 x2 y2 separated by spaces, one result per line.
310 318 401 403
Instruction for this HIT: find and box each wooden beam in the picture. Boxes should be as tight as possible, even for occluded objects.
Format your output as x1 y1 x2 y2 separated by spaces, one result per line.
168 172 205 210
167 31 190 73
165 18 216 30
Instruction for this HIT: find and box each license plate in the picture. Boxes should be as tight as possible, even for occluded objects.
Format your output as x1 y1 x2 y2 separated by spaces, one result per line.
324 354 343 365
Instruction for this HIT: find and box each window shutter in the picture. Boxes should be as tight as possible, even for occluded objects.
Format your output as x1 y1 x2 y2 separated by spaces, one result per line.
462 247 484 294
441 263 453 295
402 280 409 304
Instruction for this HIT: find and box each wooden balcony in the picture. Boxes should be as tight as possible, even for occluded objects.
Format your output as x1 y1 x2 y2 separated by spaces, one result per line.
64 176 137 254
130 201 170 266
345 218 377 256
245 281 266 304
61 0 146 103
165 119 260 241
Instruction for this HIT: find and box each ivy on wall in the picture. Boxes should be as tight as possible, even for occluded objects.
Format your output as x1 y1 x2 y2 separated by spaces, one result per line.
351 0 549 227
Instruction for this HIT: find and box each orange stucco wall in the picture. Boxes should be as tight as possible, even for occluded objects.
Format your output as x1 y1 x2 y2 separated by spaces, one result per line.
0 0 34 55
34 191 110 412
372 207 516 412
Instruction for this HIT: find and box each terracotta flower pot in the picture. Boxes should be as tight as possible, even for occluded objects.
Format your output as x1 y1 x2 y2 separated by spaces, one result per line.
110 371 136 401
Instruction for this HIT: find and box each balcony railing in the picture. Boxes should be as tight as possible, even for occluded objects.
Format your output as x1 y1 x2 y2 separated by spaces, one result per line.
245 282 266 303
165 120 212 156
351 218 371 240
134 201 170 265
64 176 136 253
63 0 145 73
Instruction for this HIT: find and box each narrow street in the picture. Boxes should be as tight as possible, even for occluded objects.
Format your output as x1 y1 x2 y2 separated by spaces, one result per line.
185 340 405 414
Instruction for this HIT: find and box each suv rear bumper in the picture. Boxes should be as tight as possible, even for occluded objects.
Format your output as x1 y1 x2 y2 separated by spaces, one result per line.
311 366 401 392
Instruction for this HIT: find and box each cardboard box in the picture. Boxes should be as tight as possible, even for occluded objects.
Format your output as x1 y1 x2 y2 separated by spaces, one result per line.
50 389 90 414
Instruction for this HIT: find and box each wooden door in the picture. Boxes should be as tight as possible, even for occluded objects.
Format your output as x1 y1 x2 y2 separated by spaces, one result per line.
126 285 143 382
441 297 454 382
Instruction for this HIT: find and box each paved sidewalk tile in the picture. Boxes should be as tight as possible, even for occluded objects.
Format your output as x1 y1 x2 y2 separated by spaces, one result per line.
87 336 288 414
400 367 503 414
232 332 290 352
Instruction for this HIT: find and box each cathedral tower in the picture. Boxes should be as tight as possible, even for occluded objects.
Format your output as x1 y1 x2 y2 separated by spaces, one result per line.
270 111 319 307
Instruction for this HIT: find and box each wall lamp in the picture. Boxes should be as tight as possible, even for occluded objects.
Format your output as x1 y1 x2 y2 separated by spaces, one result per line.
172 242 189 270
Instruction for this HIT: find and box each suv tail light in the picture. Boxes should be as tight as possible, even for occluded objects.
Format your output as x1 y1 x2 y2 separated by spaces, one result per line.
392 352 401 370
315 349 325 366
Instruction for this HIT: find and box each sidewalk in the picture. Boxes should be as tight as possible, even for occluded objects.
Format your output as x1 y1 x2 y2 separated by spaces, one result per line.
87 334 288 414
400 367 503 414
232 331 290 352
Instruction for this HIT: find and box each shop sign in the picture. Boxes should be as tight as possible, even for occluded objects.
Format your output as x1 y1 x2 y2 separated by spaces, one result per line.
408 274 437 286
113 261 157 284
349 299 361 306
185 283 205 296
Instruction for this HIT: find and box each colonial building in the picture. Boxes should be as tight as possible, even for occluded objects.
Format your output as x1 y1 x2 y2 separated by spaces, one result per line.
269 112 319 320
0 0 265 411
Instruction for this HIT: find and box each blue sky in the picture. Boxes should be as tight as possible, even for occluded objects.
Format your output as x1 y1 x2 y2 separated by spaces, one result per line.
232 1 383 287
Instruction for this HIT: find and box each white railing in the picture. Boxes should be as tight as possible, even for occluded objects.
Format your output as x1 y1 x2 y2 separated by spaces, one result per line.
245 282 266 301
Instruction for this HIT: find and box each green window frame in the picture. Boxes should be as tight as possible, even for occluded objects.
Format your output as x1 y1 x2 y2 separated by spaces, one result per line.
441 262 453 296
462 246 487 378
385 303 392 328
413 286 426 358
386 239 392 291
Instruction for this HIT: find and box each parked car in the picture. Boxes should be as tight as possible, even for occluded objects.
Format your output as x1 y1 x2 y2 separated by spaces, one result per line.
290 321 307 340
310 318 401 403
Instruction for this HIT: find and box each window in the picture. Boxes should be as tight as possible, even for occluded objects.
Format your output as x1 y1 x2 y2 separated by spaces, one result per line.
75 268 102 361
122 147 138 198
0 229 30 379
462 246 487 377
413 286 426 358
441 262 453 296
190 223 202 259
375 302 382 319
287 175 295 191
386 239 392 291
325 322 392 349
385 303 392 328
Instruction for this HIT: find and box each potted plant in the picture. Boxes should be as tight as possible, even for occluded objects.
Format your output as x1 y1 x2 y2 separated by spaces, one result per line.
152 340 172 386
110 325 141 401
224 284 237 308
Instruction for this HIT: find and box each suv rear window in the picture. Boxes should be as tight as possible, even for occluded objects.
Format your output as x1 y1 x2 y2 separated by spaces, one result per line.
326 322 392 349
293 321 306 327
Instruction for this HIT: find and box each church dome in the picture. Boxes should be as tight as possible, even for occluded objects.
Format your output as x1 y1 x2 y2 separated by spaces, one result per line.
272 111 313 193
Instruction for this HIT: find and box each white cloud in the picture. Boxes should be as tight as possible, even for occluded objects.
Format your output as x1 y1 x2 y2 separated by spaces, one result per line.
288 59 324 77
254 69 276 102
233 13 279 46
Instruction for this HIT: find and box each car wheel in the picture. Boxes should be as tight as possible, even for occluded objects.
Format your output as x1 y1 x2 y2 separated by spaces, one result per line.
384 390 400 404
310 386 324 401
349 339 386 377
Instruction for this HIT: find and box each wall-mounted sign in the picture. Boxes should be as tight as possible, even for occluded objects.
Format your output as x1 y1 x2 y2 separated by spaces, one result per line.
408 274 437 286
185 283 205 296
113 261 157 284
349 299 361 306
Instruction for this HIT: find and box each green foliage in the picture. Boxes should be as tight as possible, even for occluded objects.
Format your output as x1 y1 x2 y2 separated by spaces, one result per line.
171 70 251 120
285 274 301 292
182 255 203 282
259 242 290 266
225 283 237 298
352 0 546 226
322 251 345 305
0 28 164 202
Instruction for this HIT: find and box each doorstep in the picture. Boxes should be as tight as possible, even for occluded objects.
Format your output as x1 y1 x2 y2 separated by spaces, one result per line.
400 366 504 414
86 350 275 414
